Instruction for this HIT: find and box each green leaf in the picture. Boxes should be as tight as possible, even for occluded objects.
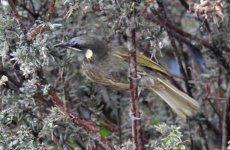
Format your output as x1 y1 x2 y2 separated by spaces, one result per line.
151 116 159 125
99 128 109 137
68 139 78 147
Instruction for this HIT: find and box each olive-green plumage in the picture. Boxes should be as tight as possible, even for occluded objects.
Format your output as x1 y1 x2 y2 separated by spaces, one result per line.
54 36 200 119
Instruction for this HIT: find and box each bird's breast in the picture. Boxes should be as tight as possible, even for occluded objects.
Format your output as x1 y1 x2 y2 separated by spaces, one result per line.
82 58 129 87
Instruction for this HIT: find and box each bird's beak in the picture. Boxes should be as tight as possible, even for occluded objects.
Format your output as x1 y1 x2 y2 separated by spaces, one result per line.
54 42 82 52
54 41 71 48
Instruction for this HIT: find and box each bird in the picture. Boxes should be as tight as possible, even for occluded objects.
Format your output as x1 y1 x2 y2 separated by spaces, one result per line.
54 35 200 119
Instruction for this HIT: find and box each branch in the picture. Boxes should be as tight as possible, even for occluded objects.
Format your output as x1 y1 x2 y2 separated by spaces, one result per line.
35 69 115 150
178 0 189 9
8 0 28 36
46 0 55 18
48 88 115 150
126 1 143 150
145 7 230 74
222 81 230 150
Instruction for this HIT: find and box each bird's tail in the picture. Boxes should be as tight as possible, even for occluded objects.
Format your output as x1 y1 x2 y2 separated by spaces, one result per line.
148 78 200 119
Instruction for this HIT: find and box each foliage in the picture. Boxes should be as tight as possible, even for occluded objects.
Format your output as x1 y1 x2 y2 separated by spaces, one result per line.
0 0 229 149
153 123 185 150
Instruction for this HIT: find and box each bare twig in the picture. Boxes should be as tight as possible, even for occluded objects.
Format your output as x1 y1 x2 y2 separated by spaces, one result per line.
222 80 230 150
221 99 228 150
34 66 117 149
198 121 210 150
126 1 143 150
48 88 115 150
35 69 115 149
47 0 55 18
206 97 222 120
9 0 56 42
178 0 189 9
8 0 28 36
145 8 230 74
156 2 197 149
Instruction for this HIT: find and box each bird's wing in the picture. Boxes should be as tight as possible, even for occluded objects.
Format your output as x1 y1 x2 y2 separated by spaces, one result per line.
149 78 200 119
83 64 129 90
112 50 169 75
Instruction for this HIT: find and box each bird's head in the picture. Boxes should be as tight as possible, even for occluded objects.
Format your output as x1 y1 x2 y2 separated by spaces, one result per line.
54 36 109 62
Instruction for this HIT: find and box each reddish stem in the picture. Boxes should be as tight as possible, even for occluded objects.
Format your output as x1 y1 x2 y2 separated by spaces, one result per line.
127 1 143 150
48 88 115 150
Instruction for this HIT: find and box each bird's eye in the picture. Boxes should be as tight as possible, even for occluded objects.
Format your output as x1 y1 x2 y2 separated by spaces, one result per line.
74 44 82 49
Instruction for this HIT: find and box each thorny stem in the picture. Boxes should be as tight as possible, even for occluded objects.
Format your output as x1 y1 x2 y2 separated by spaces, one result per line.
127 1 143 150
48 88 115 150
8 0 27 36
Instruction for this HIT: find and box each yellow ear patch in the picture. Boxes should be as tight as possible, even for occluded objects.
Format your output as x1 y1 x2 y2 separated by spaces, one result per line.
85 49 93 60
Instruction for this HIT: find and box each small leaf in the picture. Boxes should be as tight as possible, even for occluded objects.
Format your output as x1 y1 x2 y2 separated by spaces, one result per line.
68 139 78 147
99 128 109 137
151 116 159 125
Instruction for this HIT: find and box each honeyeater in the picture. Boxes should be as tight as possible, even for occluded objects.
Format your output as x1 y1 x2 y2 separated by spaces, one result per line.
54 36 200 119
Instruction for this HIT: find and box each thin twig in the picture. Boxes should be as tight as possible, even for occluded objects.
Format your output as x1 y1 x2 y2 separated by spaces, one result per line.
222 80 230 150
221 99 227 150
156 2 196 149
206 97 222 120
8 0 28 36
47 0 55 18
178 0 189 9
48 88 115 150
29 0 36 13
35 69 115 150
145 8 230 74
127 1 143 150
33 66 117 149
198 121 210 150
